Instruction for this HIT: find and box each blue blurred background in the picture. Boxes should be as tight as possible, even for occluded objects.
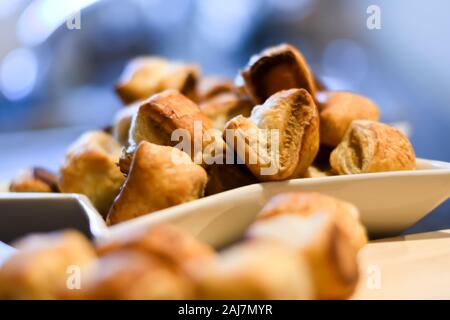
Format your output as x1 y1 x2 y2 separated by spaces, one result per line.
0 0 448 233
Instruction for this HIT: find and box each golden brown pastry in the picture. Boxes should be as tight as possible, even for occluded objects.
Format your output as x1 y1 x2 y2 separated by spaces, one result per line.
115 57 199 104
69 249 194 300
185 240 313 300
107 141 208 225
96 224 215 265
0 230 96 300
224 88 319 181
317 91 380 147
241 43 316 104
9 167 59 193
58 131 125 217
204 163 258 195
112 102 140 146
119 90 217 173
200 91 253 131
246 213 359 300
197 76 234 101
330 120 416 175
256 192 367 250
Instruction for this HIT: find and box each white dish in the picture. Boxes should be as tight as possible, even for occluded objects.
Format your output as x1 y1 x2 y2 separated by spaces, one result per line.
1 158 449 250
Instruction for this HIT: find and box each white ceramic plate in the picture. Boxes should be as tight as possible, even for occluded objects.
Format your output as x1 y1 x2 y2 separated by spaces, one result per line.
1 158 449 250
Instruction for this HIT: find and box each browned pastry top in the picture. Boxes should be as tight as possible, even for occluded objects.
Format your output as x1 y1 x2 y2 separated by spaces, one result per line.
241 43 316 104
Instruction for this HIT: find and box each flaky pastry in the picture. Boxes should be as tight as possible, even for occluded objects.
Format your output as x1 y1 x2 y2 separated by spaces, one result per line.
9 167 59 193
115 57 199 104
241 43 316 104
185 240 313 300
224 88 319 181
112 102 140 146
317 91 380 147
0 230 96 300
330 120 416 174
107 141 208 225
58 131 125 217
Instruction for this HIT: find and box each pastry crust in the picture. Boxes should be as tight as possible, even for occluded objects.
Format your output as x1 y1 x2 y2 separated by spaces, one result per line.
71 249 194 300
256 192 367 250
224 88 319 181
200 91 253 131
96 224 215 265
185 240 313 300
119 90 216 173
317 91 380 147
112 102 140 146
9 167 59 193
247 213 359 300
197 76 234 101
107 141 208 225
58 131 125 217
330 120 416 174
0 230 96 300
241 43 316 104
204 163 258 195
115 57 199 104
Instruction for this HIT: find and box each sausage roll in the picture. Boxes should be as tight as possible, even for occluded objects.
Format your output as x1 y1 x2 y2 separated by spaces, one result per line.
240 43 316 104
115 57 199 104
58 131 125 217
317 91 380 147
9 167 59 193
330 120 416 174
0 230 96 300
107 141 208 225
224 88 319 181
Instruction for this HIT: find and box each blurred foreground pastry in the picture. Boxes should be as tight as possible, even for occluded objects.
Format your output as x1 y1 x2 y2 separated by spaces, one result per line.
186 240 313 300
71 249 194 300
97 224 215 264
247 192 366 299
241 43 316 104
224 88 319 181
330 120 416 175
58 131 125 217
115 57 199 104
0 231 96 299
317 91 380 147
9 167 59 193
108 141 207 225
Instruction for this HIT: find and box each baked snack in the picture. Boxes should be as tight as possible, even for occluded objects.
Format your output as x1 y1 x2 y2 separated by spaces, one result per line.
70 249 194 300
115 57 199 104
9 167 59 193
247 192 365 299
200 91 253 131
119 90 218 173
186 240 313 299
256 192 367 250
96 224 215 265
224 88 319 181
58 131 125 217
247 213 359 299
330 120 416 175
197 76 234 101
0 230 96 299
241 43 316 104
204 163 258 195
112 102 140 146
107 141 208 225
317 91 380 147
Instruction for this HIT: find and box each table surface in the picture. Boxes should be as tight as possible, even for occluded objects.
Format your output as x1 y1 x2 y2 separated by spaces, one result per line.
354 230 450 299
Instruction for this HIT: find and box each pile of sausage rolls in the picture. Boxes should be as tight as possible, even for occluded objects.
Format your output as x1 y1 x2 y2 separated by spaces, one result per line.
4 43 418 299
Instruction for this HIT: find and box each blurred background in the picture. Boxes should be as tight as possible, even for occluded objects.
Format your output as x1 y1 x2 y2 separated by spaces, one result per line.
0 0 448 233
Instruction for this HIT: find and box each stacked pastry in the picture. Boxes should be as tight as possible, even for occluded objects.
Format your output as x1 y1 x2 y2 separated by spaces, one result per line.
8 44 416 225
0 192 366 300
